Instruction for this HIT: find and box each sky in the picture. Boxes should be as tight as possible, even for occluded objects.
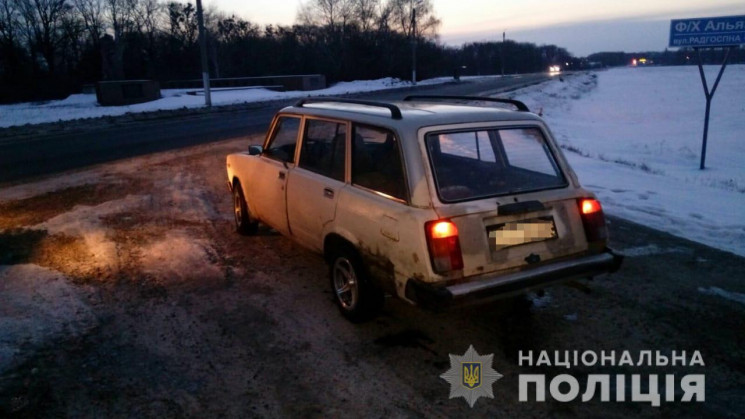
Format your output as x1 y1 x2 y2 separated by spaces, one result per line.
205 0 743 56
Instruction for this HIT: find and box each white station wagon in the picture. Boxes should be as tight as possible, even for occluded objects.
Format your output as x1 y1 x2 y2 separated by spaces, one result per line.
226 96 622 321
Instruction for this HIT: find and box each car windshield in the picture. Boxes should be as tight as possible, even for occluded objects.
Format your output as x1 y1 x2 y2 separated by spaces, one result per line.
426 127 567 202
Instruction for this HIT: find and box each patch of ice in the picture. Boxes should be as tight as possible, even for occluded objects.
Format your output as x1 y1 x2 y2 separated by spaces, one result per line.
527 291 552 309
139 230 223 284
619 244 691 257
153 172 220 221
698 286 745 306
35 195 149 270
0 264 97 373
563 313 578 321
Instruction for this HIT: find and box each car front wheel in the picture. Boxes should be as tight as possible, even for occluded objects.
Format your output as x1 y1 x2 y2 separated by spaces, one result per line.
330 247 384 322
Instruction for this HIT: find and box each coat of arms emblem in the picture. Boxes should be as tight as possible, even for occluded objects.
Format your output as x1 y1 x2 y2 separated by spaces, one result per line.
441 345 503 407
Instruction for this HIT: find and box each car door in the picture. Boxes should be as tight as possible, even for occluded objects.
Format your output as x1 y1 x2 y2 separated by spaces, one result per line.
286 118 348 252
252 115 301 236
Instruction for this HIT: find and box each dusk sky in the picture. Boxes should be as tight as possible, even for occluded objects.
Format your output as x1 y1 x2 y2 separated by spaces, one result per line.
208 0 744 56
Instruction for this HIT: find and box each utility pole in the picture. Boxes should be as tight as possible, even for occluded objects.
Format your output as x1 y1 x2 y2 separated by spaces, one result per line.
411 8 417 85
501 31 505 76
196 0 211 107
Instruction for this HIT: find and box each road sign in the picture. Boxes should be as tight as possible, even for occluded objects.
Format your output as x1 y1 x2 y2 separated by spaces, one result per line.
669 15 745 48
669 15 743 169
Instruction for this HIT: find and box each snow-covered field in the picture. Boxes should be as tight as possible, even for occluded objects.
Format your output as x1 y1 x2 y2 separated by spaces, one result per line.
511 65 745 257
0 76 461 128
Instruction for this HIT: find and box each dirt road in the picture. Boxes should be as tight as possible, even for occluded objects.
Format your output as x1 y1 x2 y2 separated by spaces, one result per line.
1 135 743 417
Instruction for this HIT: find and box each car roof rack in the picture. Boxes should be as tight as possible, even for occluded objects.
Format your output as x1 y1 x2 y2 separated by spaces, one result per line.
403 95 530 112
294 97 403 119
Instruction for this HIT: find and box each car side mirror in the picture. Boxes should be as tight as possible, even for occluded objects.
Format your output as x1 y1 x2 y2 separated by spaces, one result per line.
248 145 263 156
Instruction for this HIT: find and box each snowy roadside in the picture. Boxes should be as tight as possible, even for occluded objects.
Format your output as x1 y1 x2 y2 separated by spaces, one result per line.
509 66 745 257
0 76 468 128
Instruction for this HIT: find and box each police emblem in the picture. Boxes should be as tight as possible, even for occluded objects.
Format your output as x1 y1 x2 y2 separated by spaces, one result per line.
440 345 503 407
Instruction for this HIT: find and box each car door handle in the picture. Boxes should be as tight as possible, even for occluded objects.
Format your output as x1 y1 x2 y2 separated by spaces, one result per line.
323 187 334 198
278 171 286 180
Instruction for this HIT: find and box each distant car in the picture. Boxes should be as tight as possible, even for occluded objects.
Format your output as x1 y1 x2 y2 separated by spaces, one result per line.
226 96 622 321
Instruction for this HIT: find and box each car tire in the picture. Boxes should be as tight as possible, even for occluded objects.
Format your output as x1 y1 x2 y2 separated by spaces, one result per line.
329 246 384 322
233 181 258 235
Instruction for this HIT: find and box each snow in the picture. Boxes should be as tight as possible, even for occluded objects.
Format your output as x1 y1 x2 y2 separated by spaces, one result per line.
0 76 460 128
510 66 745 257
0 264 97 373
139 230 224 286
37 195 150 272
698 286 745 305
618 244 691 258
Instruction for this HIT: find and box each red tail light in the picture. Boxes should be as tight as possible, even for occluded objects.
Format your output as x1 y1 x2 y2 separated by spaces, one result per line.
425 220 464 273
578 198 607 242
581 198 602 215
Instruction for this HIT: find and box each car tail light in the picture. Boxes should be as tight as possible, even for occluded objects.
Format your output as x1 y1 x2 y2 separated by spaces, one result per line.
581 198 602 215
425 220 464 273
578 198 607 242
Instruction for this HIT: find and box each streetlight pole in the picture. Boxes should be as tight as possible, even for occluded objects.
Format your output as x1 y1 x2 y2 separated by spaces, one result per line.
501 31 505 76
411 7 417 85
196 0 211 107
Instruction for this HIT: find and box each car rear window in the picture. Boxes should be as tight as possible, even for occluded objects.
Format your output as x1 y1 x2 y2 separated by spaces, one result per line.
426 127 567 202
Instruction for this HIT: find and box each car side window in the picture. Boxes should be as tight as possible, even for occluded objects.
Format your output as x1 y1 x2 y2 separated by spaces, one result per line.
264 116 300 163
298 119 347 182
352 124 406 201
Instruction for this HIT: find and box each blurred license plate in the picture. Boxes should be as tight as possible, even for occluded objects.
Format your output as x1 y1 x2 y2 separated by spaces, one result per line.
488 216 557 249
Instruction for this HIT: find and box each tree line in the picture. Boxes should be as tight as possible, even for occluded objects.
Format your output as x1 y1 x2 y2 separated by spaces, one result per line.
0 0 573 103
587 48 745 68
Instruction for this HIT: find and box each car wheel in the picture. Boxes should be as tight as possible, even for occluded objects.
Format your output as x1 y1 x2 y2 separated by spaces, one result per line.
330 246 384 322
233 181 258 235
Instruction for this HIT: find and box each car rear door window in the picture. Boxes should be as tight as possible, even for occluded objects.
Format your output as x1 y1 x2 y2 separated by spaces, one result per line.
352 124 406 201
264 116 301 163
298 119 347 182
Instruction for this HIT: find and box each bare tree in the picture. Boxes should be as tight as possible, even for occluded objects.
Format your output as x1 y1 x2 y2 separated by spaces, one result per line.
166 1 196 45
72 0 103 45
0 0 21 45
351 0 378 32
106 0 136 41
102 0 135 78
388 0 439 39
132 0 159 38
375 0 392 33
15 0 73 73
296 0 354 30
215 13 259 43
58 4 84 67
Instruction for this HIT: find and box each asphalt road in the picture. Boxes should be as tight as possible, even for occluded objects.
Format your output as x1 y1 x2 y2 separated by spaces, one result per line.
0 73 548 183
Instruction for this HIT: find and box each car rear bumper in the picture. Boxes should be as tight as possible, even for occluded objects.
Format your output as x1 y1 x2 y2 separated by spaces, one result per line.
405 249 623 309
